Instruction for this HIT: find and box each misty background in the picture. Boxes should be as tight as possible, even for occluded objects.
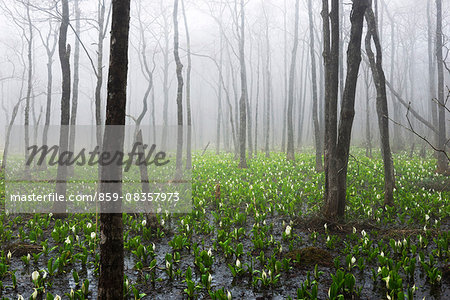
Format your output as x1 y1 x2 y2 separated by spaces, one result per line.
0 0 448 153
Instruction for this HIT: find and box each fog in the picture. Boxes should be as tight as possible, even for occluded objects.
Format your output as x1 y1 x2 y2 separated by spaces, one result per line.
0 0 448 153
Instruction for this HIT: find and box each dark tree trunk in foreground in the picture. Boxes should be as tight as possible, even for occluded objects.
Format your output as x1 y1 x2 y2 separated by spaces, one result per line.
435 0 448 173
54 0 71 214
308 0 323 171
238 0 248 168
181 0 192 169
286 0 300 161
365 6 395 207
324 0 369 219
174 0 184 177
97 0 130 298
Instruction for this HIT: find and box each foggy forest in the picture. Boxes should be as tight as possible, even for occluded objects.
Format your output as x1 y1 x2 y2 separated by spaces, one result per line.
0 0 448 299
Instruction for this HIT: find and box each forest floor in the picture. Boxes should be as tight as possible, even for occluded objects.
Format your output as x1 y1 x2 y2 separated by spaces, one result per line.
0 149 449 299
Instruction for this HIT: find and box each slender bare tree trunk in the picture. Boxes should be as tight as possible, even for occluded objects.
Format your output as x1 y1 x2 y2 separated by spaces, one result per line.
363 64 372 158
286 0 300 161
181 0 192 169
435 0 448 173
365 6 395 207
173 0 184 177
238 0 248 168
40 24 57 171
427 1 438 136
54 0 71 215
308 0 323 171
95 0 107 153
24 2 33 178
97 0 130 298
68 0 81 177
281 0 288 153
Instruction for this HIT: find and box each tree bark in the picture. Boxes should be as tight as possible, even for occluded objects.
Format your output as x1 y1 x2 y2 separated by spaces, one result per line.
181 0 192 169
97 0 130 298
95 0 107 153
40 23 57 171
68 0 81 177
24 3 33 179
286 0 300 161
54 0 71 215
308 0 323 171
324 0 369 219
427 1 438 137
365 6 395 207
322 0 340 218
435 0 448 173
238 0 248 168
173 0 184 177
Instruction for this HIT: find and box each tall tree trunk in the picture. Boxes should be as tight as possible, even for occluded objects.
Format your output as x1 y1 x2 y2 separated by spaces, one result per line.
324 0 369 219
435 0 448 173
40 24 57 171
68 0 81 177
286 0 300 161
427 1 438 137
364 65 372 158
365 6 395 206
173 0 184 177
238 0 248 168
389 21 403 151
322 0 340 217
95 0 107 153
333 0 368 217
54 0 71 215
97 0 130 298
24 3 33 178
308 0 323 171
181 0 192 169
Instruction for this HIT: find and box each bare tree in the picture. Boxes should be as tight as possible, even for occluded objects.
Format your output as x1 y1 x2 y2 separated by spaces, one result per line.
37 21 57 170
427 0 438 135
286 0 300 161
237 0 248 168
94 0 111 151
68 0 81 176
97 0 131 298
435 0 448 173
54 0 71 215
365 5 395 207
323 0 369 218
181 0 192 169
173 0 184 177
308 0 323 171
